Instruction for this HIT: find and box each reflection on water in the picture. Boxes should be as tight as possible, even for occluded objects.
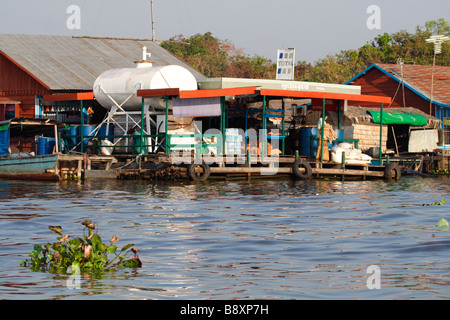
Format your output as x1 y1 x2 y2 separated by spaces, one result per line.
0 176 449 299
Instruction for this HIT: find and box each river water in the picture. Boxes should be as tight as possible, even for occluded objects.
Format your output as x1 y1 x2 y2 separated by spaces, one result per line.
0 175 449 300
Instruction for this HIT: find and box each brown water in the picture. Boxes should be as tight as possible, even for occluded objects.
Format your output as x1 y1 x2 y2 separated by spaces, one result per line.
0 176 449 300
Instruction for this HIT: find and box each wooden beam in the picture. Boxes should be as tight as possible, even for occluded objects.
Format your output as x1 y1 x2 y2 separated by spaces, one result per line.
137 88 180 97
43 92 94 102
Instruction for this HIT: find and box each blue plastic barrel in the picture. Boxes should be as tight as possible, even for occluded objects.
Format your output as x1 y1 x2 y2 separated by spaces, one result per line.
300 127 317 156
37 137 56 155
98 125 115 142
66 125 79 151
81 125 96 151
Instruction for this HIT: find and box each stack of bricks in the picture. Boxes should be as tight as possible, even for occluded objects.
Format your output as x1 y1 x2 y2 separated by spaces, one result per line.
343 124 388 152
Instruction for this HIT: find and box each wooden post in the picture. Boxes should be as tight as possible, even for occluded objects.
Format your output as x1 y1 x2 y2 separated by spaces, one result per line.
54 124 59 153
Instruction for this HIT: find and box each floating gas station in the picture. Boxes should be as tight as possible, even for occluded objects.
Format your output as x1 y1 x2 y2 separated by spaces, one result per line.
41 47 400 182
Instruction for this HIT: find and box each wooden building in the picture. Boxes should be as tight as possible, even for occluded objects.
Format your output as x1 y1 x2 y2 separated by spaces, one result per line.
0 34 205 120
346 63 450 144
0 34 205 153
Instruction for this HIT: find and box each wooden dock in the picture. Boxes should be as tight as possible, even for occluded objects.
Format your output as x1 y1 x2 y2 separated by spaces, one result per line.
115 154 401 181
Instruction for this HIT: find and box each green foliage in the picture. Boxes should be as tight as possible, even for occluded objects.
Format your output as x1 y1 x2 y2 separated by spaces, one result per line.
423 198 447 206
20 221 141 273
161 19 449 83
436 218 449 228
161 32 275 79
299 18 450 83
430 168 449 175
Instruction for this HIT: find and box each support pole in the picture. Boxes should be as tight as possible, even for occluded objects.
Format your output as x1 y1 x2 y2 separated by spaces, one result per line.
320 98 325 163
80 100 84 153
220 96 225 154
282 99 285 155
338 100 342 130
165 96 169 154
379 102 383 165
54 124 59 153
141 97 145 155
262 95 267 159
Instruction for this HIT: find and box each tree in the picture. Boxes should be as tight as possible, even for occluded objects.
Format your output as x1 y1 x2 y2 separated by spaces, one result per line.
296 18 450 83
161 19 449 83
161 32 276 79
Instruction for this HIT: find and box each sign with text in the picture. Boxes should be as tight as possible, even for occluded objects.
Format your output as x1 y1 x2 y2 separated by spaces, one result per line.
276 48 295 80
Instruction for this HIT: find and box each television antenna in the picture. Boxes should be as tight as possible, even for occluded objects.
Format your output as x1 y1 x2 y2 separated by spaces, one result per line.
425 35 449 115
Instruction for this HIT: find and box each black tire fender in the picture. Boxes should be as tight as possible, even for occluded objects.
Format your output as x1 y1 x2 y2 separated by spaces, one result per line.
187 161 210 181
292 158 313 179
384 162 401 180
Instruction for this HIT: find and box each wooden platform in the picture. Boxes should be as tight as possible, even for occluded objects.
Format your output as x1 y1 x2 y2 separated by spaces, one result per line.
55 154 84 180
116 154 397 181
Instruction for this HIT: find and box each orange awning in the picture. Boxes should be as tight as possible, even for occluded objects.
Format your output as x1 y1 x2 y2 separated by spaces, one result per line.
258 88 391 104
43 92 94 102
137 87 258 99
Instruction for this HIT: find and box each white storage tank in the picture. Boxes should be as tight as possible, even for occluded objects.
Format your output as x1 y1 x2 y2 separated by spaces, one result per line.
93 64 198 110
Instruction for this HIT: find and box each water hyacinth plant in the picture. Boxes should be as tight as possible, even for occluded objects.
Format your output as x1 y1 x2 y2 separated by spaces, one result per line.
20 220 141 273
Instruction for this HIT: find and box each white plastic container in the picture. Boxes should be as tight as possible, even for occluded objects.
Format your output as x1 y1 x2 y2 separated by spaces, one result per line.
93 65 198 110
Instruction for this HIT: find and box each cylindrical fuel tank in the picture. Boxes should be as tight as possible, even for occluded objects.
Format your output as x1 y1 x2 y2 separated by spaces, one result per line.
93 64 198 110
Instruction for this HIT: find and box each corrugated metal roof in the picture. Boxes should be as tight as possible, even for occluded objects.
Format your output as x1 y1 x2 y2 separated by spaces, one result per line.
347 63 450 107
377 63 450 106
0 34 205 91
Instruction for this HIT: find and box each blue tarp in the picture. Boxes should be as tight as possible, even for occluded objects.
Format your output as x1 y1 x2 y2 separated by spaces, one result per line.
0 123 10 156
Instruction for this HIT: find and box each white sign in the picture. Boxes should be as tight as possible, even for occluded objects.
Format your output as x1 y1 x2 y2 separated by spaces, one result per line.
172 97 221 118
276 48 295 80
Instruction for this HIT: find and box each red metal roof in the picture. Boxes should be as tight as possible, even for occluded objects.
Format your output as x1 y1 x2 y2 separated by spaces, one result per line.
350 63 450 107
378 63 450 106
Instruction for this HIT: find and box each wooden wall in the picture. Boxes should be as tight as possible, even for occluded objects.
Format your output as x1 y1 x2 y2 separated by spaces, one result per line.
0 53 51 119
348 68 432 115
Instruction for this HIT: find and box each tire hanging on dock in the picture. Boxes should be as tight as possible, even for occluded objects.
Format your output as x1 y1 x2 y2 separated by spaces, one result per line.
292 158 313 179
187 161 211 181
384 162 401 180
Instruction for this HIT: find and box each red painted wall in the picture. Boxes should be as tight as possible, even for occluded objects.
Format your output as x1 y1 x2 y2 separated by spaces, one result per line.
0 53 51 118
348 68 432 115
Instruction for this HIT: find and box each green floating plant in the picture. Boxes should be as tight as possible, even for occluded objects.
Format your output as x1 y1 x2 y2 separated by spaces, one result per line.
436 218 449 228
423 198 446 206
20 220 141 273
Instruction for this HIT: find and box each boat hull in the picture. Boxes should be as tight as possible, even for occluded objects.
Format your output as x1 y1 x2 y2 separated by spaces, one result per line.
0 154 60 181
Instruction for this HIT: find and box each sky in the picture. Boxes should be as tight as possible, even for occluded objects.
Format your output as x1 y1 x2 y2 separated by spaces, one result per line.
0 0 449 63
